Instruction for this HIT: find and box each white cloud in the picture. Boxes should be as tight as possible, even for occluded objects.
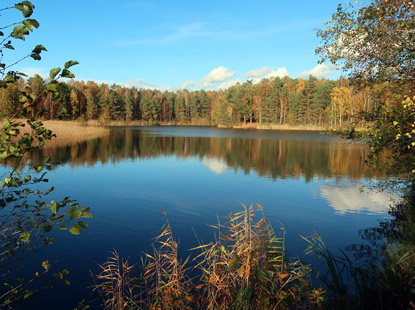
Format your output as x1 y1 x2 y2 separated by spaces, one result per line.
243 66 273 78
115 22 230 46
122 78 160 89
298 64 336 78
243 66 288 83
181 80 195 89
77 78 116 85
217 79 241 90
196 66 235 89
18 67 48 79
166 22 207 42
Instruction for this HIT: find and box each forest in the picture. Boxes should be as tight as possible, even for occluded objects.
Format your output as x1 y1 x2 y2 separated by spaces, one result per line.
0 73 389 129
1 0 415 308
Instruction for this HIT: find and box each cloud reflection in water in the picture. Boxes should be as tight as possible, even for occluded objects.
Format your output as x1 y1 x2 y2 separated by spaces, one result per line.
320 182 397 215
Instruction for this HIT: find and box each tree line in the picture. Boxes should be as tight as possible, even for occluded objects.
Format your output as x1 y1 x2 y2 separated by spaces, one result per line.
0 74 392 128
25 129 373 181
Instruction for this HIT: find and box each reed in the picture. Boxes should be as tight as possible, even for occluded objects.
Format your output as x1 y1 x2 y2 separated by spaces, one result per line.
93 251 137 310
192 203 324 309
302 232 385 309
9 119 109 148
94 205 325 309
141 210 194 309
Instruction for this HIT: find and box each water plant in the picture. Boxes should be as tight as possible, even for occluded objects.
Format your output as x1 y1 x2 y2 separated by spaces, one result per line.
94 205 325 309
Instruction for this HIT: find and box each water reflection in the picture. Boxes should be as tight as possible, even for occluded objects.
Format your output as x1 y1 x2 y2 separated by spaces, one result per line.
8 127 393 309
28 127 376 182
202 157 229 174
320 182 395 215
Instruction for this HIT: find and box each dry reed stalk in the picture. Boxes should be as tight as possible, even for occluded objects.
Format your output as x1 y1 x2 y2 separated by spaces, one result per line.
93 250 136 310
94 206 325 309
8 119 109 148
192 203 322 309
142 210 193 309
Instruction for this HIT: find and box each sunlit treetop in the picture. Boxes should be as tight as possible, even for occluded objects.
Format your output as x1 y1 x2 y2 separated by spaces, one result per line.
316 0 415 85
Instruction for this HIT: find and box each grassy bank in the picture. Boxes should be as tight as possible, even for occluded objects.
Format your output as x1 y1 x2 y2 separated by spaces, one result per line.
71 119 333 131
13 119 110 148
231 122 327 131
10 119 368 135
93 120 367 132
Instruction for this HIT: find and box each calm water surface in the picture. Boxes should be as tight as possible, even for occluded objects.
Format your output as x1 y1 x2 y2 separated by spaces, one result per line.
14 127 392 308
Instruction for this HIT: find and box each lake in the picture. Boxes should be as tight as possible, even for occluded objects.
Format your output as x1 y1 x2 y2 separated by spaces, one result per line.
8 126 393 308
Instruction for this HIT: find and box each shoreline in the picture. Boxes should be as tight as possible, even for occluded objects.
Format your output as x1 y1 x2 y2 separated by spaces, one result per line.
10 119 110 148
7 119 367 138
79 120 331 131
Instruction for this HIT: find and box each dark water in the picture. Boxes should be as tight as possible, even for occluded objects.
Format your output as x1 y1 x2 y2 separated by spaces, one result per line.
7 127 393 308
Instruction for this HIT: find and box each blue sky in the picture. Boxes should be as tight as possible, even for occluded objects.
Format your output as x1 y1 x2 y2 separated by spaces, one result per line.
8 0 343 90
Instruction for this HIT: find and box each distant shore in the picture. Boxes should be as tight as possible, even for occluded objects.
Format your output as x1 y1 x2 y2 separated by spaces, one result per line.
9 119 366 143
72 120 330 131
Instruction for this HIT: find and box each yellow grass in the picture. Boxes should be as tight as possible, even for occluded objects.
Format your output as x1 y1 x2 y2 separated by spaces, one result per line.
229 122 367 132
13 119 110 148
230 123 327 131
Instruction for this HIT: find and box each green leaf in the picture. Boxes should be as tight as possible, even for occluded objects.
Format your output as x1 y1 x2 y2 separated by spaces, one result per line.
49 67 61 79
64 60 79 69
50 201 58 214
24 292 34 300
23 19 39 31
32 44 47 54
82 209 93 219
68 208 82 219
21 6 34 18
3 75 16 83
19 95 28 103
46 83 58 92
61 69 75 79
69 221 88 235
30 53 41 60
11 25 30 40
42 260 51 270
77 221 88 228
0 151 9 160
69 225 81 235
20 232 31 242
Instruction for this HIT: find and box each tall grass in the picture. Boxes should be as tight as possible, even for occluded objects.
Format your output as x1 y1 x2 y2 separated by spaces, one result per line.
94 205 325 309
302 233 375 309
12 119 109 148
141 210 193 309
192 203 324 309
93 251 136 310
